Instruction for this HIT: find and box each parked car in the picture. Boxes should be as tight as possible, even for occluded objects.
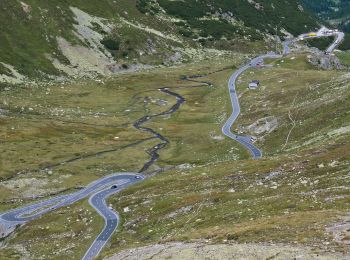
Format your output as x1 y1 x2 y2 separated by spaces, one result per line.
250 136 258 143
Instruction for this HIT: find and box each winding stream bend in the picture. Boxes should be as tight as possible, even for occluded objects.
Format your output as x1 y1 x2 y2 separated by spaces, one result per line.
0 85 190 260
2 28 343 258
134 88 185 173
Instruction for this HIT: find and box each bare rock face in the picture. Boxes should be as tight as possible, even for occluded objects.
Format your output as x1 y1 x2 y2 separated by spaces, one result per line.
237 116 278 136
308 53 345 70
247 116 278 135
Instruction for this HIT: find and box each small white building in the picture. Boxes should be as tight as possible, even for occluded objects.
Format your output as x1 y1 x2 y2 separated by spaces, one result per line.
248 80 260 89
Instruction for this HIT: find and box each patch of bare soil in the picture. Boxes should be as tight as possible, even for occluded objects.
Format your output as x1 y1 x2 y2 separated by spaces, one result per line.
327 216 350 246
106 242 348 260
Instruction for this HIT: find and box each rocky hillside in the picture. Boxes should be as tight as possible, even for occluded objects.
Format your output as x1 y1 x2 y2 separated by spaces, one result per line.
138 0 318 36
0 0 320 83
2 3 350 259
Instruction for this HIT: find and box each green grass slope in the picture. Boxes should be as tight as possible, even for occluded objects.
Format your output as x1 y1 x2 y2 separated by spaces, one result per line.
1 1 350 259
101 53 350 258
1 52 350 258
0 0 321 81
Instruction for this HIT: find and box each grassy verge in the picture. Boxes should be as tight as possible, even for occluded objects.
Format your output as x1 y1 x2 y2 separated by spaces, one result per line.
336 51 350 67
2 53 350 258
0 54 248 258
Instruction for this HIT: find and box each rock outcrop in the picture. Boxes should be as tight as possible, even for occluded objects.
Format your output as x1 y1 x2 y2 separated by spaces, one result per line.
308 53 345 70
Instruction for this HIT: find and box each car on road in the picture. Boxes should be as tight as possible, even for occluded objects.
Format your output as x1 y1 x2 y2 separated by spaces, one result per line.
250 136 258 143
111 185 118 189
135 176 142 179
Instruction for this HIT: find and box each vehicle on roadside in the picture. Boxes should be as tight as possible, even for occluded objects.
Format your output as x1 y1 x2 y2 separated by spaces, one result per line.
250 136 258 143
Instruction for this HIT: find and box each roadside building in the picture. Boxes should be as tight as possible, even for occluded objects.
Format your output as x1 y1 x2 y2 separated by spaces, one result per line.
248 80 260 89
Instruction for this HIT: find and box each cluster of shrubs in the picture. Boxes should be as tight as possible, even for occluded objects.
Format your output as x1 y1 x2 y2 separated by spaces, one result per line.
301 0 350 20
305 37 334 51
303 34 350 51
136 0 159 15
301 0 350 50
338 33 350 50
136 0 318 42
100 38 120 51
100 37 136 64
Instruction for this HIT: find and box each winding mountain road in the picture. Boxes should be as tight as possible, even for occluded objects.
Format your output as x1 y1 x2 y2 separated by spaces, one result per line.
0 27 345 260
0 174 144 259
222 26 344 158
0 86 189 260
82 175 143 260
297 27 345 54
222 53 282 158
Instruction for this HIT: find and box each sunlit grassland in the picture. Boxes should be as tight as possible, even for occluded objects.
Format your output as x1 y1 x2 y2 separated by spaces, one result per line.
0 54 250 258
2 53 350 258
235 54 350 155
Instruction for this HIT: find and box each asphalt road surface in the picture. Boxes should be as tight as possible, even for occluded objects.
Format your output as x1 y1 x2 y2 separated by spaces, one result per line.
0 27 344 260
0 86 188 260
289 26 344 55
222 53 282 159
82 176 143 260
326 31 345 53
0 173 144 260
223 27 343 159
